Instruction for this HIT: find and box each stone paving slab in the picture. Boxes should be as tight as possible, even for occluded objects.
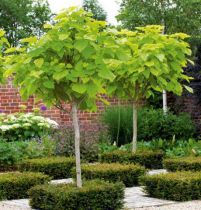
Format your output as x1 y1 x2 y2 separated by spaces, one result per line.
124 187 175 209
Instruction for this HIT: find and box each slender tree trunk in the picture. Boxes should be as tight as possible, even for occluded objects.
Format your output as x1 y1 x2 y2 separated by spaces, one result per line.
163 90 167 114
132 102 137 153
116 100 121 146
72 103 82 188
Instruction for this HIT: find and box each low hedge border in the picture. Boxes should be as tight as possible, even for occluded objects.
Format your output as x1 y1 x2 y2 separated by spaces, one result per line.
0 172 50 200
141 171 201 201
163 157 201 171
18 156 75 179
29 180 125 210
72 163 146 187
100 150 164 169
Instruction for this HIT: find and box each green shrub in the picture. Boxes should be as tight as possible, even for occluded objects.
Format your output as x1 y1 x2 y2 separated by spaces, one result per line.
0 172 50 200
164 157 201 171
0 112 58 141
102 106 196 145
100 150 164 169
0 138 56 171
18 156 75 179
29 180 125 210
72 163 146 187
141 171 201 201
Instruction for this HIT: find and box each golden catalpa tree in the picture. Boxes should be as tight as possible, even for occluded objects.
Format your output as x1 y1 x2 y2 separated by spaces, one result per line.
4 7 122 188
107 26 193 153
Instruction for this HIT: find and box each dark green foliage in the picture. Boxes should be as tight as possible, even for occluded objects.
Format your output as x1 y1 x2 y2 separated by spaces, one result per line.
72 163 146 187
83 0 107 21
141 172 201 201
100 150 164 169
53 128 99 162
18 156 75 179
0 172 50 200
164 157 201 172
117 0 201 36
29 180 125 210
0 0 51 46
102 106 196 145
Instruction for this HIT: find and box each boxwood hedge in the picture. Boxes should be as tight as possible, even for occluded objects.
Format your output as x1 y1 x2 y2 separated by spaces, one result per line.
163 157 201 171
29 180 125 210
0 172 50 200
72 163 146 187
141 171 201 201
18 156 75 179
100 150 164 169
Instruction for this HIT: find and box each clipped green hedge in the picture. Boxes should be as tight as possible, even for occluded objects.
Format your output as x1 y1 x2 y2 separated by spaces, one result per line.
100 150 164 169
0 172 50 200
141 171 201 201
164 157 201 171
72 163 146 187
18 156 75 179
29 180 125 210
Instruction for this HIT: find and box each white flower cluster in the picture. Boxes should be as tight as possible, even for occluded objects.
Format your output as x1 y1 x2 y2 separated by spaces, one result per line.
0 113 58 132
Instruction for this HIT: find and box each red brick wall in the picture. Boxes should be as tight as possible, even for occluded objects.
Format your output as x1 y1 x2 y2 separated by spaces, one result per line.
0 80 119 131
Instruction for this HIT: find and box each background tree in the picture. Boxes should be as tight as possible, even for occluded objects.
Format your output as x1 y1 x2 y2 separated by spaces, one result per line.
5 8 119 188
108 26 193 152
83 0 107 21
117 0 201 35
0 0 52 47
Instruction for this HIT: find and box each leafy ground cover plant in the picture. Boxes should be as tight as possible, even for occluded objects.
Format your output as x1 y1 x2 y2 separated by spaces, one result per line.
0 137 56 170
29 180 125 210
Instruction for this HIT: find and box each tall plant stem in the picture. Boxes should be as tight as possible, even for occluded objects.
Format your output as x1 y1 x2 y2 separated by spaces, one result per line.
72 102 82 188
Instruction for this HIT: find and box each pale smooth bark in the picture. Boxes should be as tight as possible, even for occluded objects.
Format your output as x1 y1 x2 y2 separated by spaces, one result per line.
132 102 137 153
163 90 168 114
72 103 82 188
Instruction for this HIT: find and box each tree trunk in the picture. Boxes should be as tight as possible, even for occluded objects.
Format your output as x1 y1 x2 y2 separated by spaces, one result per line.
132 102 137 153
163 90 167 114
72 103 82 188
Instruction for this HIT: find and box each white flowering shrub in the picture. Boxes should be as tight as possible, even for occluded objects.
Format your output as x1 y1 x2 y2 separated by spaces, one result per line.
0 113 58 141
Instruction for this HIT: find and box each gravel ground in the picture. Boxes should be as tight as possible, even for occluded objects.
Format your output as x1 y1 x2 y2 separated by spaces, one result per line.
133 201 201 210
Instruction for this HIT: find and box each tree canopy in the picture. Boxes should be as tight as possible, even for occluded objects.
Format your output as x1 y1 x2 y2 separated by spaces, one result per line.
117 0 201 35
83 0 107 21
0 0 52 46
